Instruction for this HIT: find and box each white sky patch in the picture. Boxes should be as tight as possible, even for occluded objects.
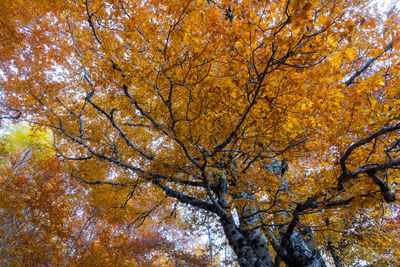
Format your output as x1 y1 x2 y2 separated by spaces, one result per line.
371 0 400 13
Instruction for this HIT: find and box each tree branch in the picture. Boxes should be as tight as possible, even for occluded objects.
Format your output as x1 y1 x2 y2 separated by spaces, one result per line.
366 169 396 203
344 43 393 86
85 0 102 45
152 179 219 215
326 218 343 267
72 172 126 187
273 196 318 267
86 91 154 160
338 121 400 189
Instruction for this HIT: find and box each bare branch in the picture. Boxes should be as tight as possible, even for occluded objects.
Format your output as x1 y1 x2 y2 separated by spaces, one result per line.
152 179 220 215
86 92 154 160
338 121 400 189
326 218 343 267
72 172 126 187
344 43 393 86
85 0 102 45
273 196 318 267
366 169 396 203
0 101 21 120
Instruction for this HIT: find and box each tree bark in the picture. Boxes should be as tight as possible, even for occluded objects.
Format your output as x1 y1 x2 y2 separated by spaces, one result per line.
281 230 326 267
225 189 326 267
238 191 274 267
220 215 327 267
220 215 273 267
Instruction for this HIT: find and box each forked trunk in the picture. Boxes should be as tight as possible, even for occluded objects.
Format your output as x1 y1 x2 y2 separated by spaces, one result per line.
221 216 327 267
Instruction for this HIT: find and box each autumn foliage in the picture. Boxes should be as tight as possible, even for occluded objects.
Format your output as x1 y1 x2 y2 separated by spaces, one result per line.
0 125 209 266
1 0 400 266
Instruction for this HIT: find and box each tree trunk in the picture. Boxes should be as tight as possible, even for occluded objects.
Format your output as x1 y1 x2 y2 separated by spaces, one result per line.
281 230 326 267
219 187 326 267
220 215 273 267
220 215 327 267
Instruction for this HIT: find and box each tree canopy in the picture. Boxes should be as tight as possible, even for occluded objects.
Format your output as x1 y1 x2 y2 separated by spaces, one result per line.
0 123 210 266
1 0 400 266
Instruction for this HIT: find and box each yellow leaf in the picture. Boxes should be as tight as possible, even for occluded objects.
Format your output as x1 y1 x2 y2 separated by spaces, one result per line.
345 47 358 61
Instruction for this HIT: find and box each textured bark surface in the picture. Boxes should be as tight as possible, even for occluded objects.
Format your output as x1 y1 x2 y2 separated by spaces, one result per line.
282 231 326 267
221 215 327 267
220 216 273 267
238 191 274 267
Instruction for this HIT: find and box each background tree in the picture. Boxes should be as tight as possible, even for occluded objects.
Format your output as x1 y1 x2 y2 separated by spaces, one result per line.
0 124 209 266
1 0 400 266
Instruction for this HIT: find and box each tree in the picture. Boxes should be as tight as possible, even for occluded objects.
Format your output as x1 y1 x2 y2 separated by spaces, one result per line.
1 0 400 266
0 124 209 266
